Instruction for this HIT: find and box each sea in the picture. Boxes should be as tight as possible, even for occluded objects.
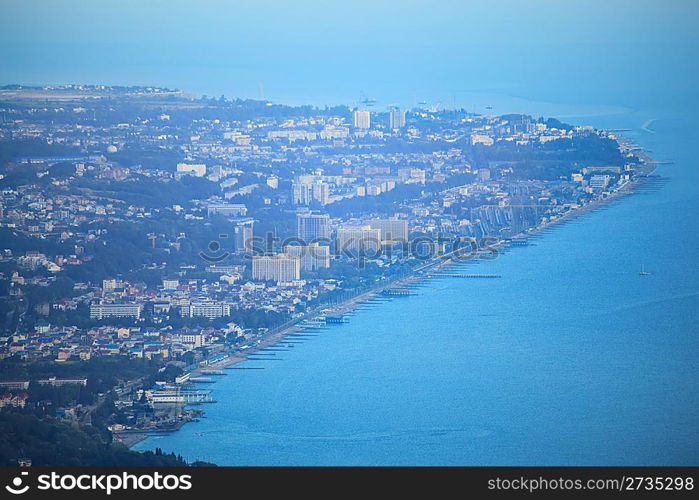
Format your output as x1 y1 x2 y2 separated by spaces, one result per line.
4 1 697 465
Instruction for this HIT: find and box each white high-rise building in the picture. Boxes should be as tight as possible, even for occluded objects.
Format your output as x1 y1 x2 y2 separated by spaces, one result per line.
389 109 406 129
369 218 409 243
335 225 381 256
297 213 331 243
232 218 254 254
353 109 371 129
292 175 330 206
284 243 331 272
252 254 301 282
312 181 330 205
292 178 313 205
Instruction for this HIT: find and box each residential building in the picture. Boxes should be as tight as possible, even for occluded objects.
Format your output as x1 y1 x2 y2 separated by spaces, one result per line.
181 301 231 319
336 225 381 255
232 217 255 253
284 243 331 271
297 213 331 243
176 163 206 177
206 203 248 217
353 109 370 129
369 217 409 242
89 303 142 320
252 254 301 282
389 109 406 129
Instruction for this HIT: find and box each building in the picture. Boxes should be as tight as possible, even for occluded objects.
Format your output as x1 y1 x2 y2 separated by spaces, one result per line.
0 380 30 390
312 181 330 205
206 203 248 217
292 175 330 206
292 177 312 205
35 320 51 334
369 218 408 243
252 254 300 282
284 243 331 271
89 303 142 320
37 377 88 387
174 333 204 348
102 279 117 291
176 163 206 178
336 225 381 256
471 134 494 146
181 301 231 319
297 213 331 243
162 279 179 290
389 109 406 129
353 109 371 129
232 217 255 253
589 174 611 189
205 264 245 275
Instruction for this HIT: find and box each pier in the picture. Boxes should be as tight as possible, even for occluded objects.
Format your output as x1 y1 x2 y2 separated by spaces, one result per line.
199 369 225 376
429 273 502 278
324 314 348 323
381 287 415 296
189 376 215 384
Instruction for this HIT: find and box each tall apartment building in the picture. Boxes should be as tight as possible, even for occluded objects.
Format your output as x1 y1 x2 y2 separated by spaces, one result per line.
252 254 301 282
353 109 371 129
297 212 331 243
232 217 255 253
335 225 381 256
369 217 409 243
389 109 406 129
292 175 330 205
284 243 331 271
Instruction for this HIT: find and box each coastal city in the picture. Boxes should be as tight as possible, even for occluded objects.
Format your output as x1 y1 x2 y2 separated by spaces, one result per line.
0 84 656 464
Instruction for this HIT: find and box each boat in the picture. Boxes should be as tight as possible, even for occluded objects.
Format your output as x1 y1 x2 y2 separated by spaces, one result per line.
639 264 650 276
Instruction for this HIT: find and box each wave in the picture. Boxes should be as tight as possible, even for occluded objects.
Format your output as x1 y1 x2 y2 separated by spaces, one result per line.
641 118 658 134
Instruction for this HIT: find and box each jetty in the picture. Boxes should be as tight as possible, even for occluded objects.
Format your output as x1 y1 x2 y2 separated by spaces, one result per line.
429 273 501 278
381 287 415 296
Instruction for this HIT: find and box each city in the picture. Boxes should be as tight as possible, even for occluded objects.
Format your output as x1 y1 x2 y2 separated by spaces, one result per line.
0 84 658 465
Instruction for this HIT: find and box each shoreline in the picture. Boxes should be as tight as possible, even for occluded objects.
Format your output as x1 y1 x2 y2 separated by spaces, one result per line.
130 138 660 450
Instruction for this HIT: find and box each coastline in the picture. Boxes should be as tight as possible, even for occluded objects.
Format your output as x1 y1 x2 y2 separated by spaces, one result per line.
130 137 660 450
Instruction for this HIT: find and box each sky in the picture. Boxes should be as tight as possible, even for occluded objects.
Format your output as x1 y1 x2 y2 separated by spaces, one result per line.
0 0 697 108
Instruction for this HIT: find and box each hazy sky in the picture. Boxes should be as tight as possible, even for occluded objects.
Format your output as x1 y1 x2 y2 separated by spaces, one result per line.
1 0 697 107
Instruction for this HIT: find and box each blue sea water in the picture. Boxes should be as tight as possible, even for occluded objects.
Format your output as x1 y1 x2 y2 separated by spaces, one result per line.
3 0 697 465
